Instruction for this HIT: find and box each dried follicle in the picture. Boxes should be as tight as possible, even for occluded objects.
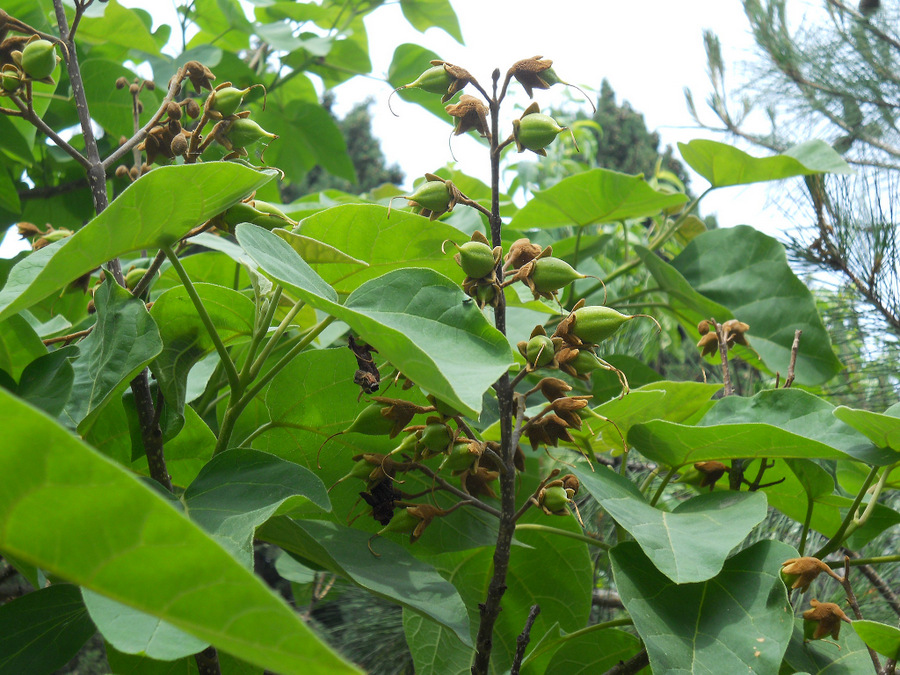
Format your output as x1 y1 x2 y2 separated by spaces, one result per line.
802 599 852 641
506 55 595 112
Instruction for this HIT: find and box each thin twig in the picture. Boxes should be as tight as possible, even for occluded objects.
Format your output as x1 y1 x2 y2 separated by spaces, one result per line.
842 548 900 617
784 329 802 388
837 557 883 673
509 604 541 675
601 649 650 675
8 94 90 168
42 327 93 345
409 463 500 519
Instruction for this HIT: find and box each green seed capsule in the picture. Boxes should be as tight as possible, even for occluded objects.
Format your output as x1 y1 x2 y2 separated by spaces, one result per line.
571 306 633 344
455 241 496 279
530 257 585 293
417 423 452 456
476 284 496 305
513 113 566 155
124 268 148 291
345 403 394 436
541 486 570 514
208 86 249 117
223 201 291 231
379 508 419 535
222 118 277 149
439 441 479 473
403 65 452 95
408 180 452 213
0 66 22 93
21 40 57 80
526 335 555 367
569 350 606 376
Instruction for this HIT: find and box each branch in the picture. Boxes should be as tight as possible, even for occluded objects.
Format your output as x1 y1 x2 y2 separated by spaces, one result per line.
7 94 90 168
509 605 540 675
784 329 802 388
601 649 649 675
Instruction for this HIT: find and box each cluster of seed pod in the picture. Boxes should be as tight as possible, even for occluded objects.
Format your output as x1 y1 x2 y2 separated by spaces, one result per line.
115 61 276 178
324 394 518 543
0 16 62 99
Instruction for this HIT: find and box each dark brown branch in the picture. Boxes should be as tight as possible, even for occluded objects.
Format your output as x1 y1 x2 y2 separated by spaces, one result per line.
601 649 649 675
835 556 882 673
843 548 900 617
42 327 92 346
194 646 220 675
471 67 516 675
509 604 540 675
19 178 89 201
7 94 89 168
592 588 623 609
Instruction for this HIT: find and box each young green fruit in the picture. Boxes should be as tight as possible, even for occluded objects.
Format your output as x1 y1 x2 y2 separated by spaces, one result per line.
408 180 452 214
223 201 291 231
208 85 250 117
476 284 496 306
530 257 585 293
21 40 57 80
378 507 419 535
439 441 479 473
124 268 148 291
454 240 496 279
526 335 555 367
417 423 452 455
541 485 571 514
513 112 567 155
403 65 453 95
222 118 277 149
569 349 606 376
0 66 22 93
571 306 632 344
345 403 395 436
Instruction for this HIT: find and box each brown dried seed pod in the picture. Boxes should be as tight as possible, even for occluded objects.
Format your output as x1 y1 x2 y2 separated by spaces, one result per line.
128 83 140 95
166 101 182 119
114 164 128 178
184 98 200 118
170 133 188 156
115 76 128 89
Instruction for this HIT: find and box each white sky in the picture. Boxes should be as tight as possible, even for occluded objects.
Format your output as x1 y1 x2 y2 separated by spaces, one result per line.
1 0 806 256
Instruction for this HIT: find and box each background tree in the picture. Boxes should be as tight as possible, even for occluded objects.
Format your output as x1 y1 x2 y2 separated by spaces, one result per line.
691 0 900 405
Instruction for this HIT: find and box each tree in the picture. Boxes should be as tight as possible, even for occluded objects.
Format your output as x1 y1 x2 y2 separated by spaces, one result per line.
691 0 900 336
0 4 899 675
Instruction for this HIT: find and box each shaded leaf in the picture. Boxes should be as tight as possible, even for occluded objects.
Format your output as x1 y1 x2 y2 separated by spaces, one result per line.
76 0 160 53
184 448 331 567
509 168 688 230
0 314 46 380
542 629 644 675
273 228 368 267
0 164 276 322
82 588 208 662
611 540 794 674
782 617 875 673
257 518 472 647
574 465 767 583
63 281 162 431
402 610 472 675
0 584 95 675
678 139 852 188
0 388 358 674
16 345 76 416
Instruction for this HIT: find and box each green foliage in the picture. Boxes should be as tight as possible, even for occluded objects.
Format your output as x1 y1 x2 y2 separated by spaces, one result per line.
0 2 897 674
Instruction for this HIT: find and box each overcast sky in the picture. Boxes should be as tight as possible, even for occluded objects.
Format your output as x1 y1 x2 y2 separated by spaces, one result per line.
1 0 811 256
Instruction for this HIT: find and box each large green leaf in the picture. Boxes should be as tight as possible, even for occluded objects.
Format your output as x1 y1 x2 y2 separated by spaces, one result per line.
81 588 208 662
611 540 794 674
833 405 900 455
630 420 857 467
0 584 95 675
257 517 472 647
0 389 358 674
678 139 852 187
574 466 767 583
0 164 276 322
296 204 466 294
508 168 688 230
237 224 513 417
645 225 842 385
399 0 463 42
183 448 331 567
62 281 162 431
853 620 900 659
76 0 160 53
149 282 255 430
585 381 721 454
701 389 894 465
